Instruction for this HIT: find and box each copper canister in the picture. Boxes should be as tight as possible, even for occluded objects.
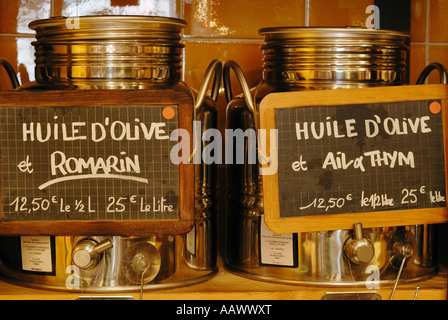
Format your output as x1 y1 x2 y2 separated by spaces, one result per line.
224 27 440 286
0 16 220 292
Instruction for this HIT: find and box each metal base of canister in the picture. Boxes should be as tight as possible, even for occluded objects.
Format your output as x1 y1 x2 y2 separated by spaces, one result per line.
224 263 437 287
0 235 218 293
0 265 218 293
225 210 441 288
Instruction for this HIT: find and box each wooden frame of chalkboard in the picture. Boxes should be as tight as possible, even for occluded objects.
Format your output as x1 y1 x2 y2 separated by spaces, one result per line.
260 84 448 234
0 89 194 236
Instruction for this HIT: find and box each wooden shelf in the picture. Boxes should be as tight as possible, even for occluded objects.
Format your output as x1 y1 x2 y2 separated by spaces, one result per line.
0 261 446 300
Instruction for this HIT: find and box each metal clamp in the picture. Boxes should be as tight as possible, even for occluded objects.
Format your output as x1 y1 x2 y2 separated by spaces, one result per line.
416 62 448 85
189 59 222 164
194 59 222 119
223 60 258 129
0 58 20 89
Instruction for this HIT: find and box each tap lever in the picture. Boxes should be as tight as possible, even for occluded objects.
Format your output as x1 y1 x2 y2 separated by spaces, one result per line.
344 223 375 265
72 238 113 269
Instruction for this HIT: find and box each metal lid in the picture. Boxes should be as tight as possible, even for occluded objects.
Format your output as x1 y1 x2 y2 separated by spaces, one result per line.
29 15 187 41
259 26 410 89
29 16 187 89
259 26 410 39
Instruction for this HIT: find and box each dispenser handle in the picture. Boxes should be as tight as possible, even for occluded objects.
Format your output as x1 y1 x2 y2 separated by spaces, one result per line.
72 238 113 269
389 243 414 300
389 256 408 300
0 58 20 89
223 60 258 129
344 223 375 264
194 59 223 116
139 262 150 300
416 62 448 84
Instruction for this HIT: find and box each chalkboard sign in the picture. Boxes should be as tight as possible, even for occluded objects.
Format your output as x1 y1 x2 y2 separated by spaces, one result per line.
0 90 194 235
260 85 448 233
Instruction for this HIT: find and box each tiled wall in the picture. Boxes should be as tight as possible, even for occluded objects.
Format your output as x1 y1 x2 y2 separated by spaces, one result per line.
411 0 448 84
0 0 446 149
1 1 447 91
1 0 388 94
2 0 444 91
